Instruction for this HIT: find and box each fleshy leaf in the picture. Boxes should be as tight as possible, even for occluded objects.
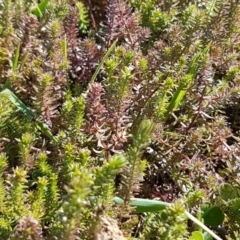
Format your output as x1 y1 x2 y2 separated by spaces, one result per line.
190 231 204 240
202 206 224 227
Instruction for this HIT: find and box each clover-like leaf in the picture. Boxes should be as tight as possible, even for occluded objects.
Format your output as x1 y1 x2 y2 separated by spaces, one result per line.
202 206 224 227
190 231 204 240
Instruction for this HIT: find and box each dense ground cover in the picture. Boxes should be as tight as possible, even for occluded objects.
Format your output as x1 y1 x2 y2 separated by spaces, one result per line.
0 0 240 239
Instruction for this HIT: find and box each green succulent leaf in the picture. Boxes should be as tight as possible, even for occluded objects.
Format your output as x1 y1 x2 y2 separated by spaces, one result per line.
190 231 204 240
202 206 224 227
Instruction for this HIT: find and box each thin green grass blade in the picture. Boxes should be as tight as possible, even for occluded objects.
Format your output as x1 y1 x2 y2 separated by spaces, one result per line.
165 86 187 118
187 43 211 77
19 53 29 70
130 198 170 212
0 89 36 119
113 197 170 212
0 88 57 143
165 43 211 119
12 42 21 71
64 34 67 60
32 0 50 17
87 39 118 90
36 121 57 143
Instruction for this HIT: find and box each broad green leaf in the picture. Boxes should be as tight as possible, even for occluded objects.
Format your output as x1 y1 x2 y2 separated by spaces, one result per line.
202 206 224 227
190 231 204 240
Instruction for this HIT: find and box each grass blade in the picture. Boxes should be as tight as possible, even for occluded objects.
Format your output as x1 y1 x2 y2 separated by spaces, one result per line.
187 43 211 77
165 83 189 118
12 42 21 71
0 88 57 143
113 197 170 212
165 43 211 119
32 0 50 17
36 121 57 143
88 39 118 89
64 34 67 60
0 89 36 119
19 52 29 70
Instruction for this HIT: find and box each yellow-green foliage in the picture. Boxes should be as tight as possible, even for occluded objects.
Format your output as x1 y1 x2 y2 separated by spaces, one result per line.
0 0 240 239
